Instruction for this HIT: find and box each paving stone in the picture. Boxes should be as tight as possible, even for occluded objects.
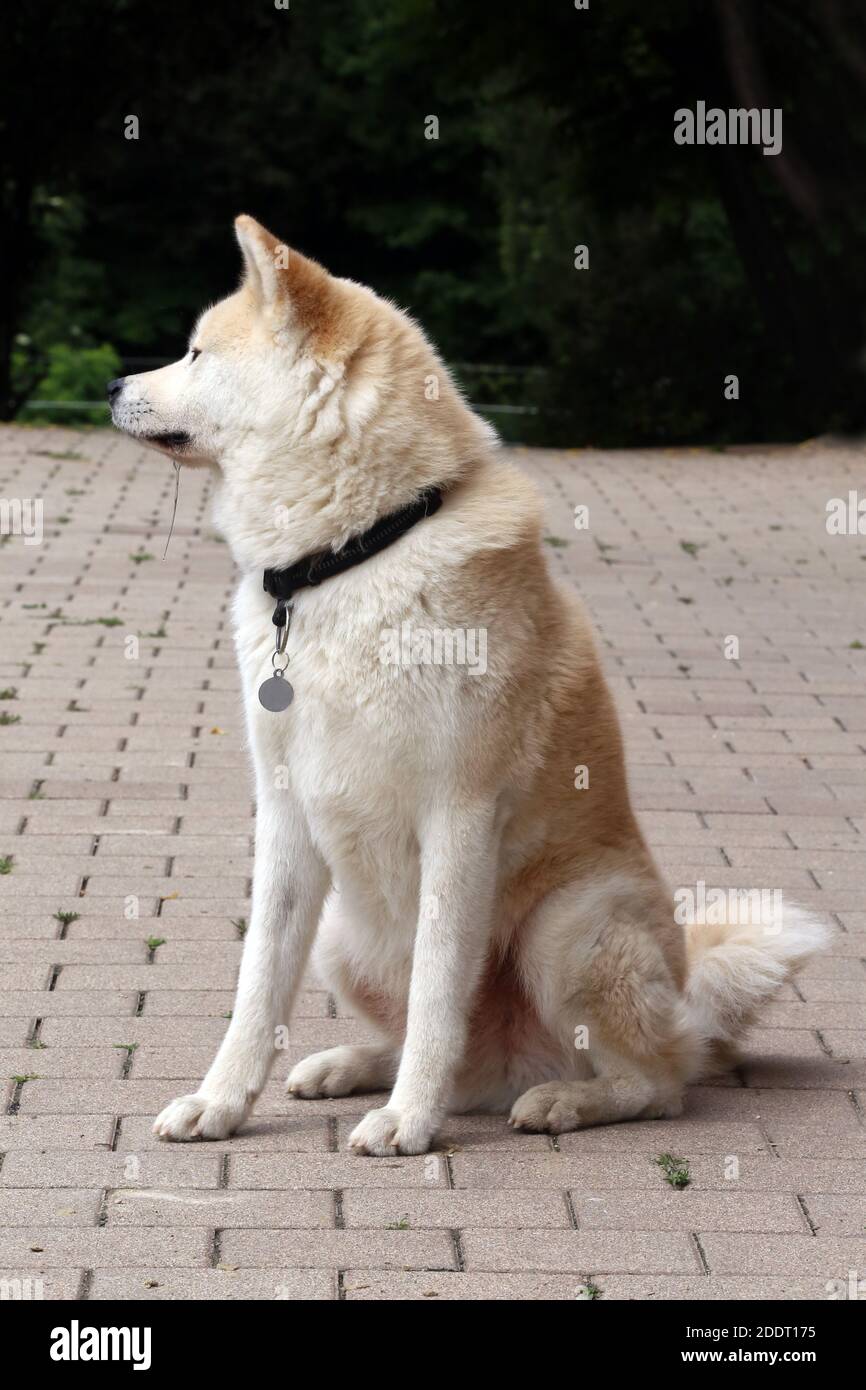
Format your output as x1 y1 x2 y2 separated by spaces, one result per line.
0 1150 223 1189
87 1267 335 1300
342 1188 569 1229
568 1189 805 1232
0 1189 102 1227
68 916 240 941
3 431 865 1300
0 1115 116 1151
343 1271 592 1299
699 1233 866 1278
451 1152 659 1190
742 1058 866 1090
0 940 148 964
822 1031 866 1059
741 1029 826 1059
37 1017 231 1048
105 1187 333 1228
219 1228 455 1270
460 1229 700 1274
0 1268 84 1300
762 1126 866 1160
555 1119 769 1156
584 1274 847 1301
684 1086 863 1129
802 1194 866 1238
54 963 241 990
2 990 138 1017
141 988 326 1017
341 1269 845 1300
17 1080 205 1115
120 1114 330 1154
0 1225 211 1268
0 966 52 989
0 1047 124 1080
0 1020 31 1046
229 1152 449 1188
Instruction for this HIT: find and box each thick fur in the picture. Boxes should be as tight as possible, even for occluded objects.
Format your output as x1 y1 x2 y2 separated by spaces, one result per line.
109 216 829 1154
684 904 829 1071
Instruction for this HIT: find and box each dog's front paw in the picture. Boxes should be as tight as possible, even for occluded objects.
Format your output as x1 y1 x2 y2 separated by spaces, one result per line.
348 1105 434 1156
152 1092 248 1142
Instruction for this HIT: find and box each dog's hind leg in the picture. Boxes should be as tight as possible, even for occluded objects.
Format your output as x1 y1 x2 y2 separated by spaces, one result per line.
291 897 406 1100
287 1044 398 1098
510 912 695 1135
510 1065 683 1134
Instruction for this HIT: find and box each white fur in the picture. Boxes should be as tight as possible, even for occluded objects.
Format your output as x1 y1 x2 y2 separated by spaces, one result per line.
109 218 828 1154
684 904 831 1054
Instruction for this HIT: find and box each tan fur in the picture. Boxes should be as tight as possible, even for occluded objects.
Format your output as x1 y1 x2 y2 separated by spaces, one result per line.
120 217 829 1153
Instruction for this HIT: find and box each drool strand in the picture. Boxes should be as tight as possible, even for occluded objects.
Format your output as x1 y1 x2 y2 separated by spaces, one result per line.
162 458 181 559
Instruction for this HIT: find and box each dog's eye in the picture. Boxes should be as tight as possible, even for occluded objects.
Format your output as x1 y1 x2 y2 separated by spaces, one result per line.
189 348 201 362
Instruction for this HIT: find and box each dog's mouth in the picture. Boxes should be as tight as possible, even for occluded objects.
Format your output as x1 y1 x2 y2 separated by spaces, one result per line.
143 431 192 452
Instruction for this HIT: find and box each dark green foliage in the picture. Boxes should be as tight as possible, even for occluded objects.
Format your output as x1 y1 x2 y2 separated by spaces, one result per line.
2 0 865 444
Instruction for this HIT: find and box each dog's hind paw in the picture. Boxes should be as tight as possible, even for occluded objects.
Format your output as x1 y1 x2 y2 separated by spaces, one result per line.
287 1044 395 1099
509 1082 585 1134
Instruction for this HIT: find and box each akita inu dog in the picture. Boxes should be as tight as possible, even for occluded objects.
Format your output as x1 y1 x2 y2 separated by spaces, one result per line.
108 216 827 1155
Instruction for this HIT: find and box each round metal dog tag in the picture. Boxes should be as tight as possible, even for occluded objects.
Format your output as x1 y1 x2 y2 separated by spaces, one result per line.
258 672 294 712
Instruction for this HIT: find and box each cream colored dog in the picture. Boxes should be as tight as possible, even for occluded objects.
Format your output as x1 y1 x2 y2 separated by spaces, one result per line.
109 216 827 1155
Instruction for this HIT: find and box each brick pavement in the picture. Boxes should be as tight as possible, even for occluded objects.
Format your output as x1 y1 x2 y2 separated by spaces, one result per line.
0 426 864 1301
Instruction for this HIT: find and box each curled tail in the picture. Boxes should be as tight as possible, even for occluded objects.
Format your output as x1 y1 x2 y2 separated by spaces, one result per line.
682 899 830 1076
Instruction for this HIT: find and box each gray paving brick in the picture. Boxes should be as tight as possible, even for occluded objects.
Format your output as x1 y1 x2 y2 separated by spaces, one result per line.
229 1152 449 1188
120 1114 330 1153
0 1150 223 1189
0 1189 102 1227
342 1188 568 1229
106 1187 332 1228
0 1047 124 1080
219 1228 455 1270
584 1274 845 1301
4 431 865 1299
460 1229 700 1274
87 1267 335 1300
343 1271 588 1299
2 990 138 1017
568 1189 805 1232
699 1233 866 1278
802 1194 866 1238
37 1017 231 1047
0 1115 116 1151
0 1227 211 1268
0 1268 84 1300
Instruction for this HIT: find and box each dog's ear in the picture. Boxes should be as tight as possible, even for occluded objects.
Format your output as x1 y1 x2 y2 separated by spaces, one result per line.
234 215 333 333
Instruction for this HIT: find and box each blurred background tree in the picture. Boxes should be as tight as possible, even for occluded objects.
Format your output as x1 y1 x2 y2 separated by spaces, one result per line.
2 0 864 443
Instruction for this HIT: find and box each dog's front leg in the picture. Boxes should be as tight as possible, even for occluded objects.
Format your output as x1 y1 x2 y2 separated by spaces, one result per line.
349 799 499 1156
154 796 329 1141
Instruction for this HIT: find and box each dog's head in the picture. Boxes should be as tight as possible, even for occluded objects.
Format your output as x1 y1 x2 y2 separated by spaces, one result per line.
108 215 362 467
109 216 495 566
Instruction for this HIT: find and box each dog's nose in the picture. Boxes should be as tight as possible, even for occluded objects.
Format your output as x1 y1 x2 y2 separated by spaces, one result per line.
106 377 126 404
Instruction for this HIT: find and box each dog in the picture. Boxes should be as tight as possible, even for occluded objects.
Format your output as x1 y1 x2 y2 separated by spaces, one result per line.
108 215 827 1155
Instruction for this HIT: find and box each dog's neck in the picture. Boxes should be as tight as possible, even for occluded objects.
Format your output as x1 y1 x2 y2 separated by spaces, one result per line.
262 485 444 605
212 430 486 575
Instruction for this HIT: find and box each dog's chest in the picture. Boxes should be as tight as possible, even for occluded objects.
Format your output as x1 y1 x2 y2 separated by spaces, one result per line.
233 572 461 854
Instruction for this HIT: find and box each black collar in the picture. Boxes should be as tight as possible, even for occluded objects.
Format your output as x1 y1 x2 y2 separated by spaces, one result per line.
263 485 444 606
